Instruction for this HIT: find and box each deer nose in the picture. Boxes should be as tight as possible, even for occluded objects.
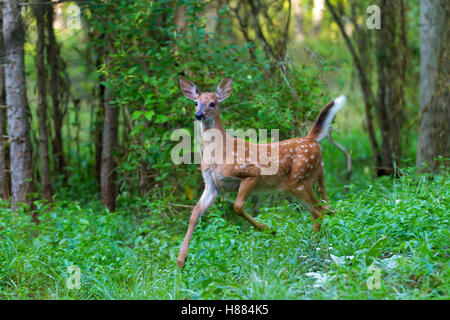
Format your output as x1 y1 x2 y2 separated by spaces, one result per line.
195 112 205 120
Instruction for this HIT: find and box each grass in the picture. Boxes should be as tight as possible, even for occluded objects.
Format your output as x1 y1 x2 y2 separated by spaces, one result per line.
0 132 448 300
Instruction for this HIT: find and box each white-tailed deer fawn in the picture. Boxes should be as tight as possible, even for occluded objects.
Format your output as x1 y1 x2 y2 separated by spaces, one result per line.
177 76 346 268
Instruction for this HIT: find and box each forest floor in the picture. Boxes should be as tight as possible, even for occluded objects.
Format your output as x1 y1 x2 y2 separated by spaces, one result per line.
0 131 448 299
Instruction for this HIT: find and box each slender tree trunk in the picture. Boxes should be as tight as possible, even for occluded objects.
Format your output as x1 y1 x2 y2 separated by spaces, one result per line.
312 0 324 36
73 97 81 172
94 66 105 185
34 0 52 201
417 0 450 171
2 0 33 208
91 30 105 186
173 4 187 58
292 0 304 42
205 2 220 34
0 9 10 201
46 4 66 182
100 45 119 211
375 0 407 171
175 5 187 32
121 105 129 150
0 96 8 201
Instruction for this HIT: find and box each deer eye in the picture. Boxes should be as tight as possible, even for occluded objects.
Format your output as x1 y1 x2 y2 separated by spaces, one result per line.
209 102 215 108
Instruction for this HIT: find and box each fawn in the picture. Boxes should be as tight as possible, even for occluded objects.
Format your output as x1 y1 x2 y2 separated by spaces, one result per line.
177 76 346 268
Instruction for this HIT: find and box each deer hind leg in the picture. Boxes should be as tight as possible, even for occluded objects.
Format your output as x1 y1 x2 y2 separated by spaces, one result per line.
317 168 336 215
233 177 269 230
292 183 325 232
317 168 328 202
177 181 217 268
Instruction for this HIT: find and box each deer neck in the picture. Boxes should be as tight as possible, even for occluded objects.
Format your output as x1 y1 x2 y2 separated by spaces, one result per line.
201 111 226 133
201 113 228 161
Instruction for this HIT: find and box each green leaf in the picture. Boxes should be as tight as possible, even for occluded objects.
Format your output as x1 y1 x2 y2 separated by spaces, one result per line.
365 236 389 265
155 114 169 123
144 110 155 121
132 111 142 120
128 66 138 74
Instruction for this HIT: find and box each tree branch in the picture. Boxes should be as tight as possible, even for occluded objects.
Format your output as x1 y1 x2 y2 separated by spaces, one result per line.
247 0 277 60
231 2 257 60
327 129 352 182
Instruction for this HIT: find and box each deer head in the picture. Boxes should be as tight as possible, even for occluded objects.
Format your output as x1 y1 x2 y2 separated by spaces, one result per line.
179 76 233 121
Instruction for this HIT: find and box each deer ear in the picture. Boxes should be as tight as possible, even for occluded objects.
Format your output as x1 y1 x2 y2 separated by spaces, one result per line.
216 76 232 102
179 77 200 100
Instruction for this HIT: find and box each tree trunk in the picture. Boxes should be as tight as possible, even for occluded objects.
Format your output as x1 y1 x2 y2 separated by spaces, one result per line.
292 0 304 42
100 49 119 211
0 9 10 201
94 59 105 186
46 4 66 182
35 0 52 201
205 2 220 34
312 0 324 36
2 0 33 208
88 28 105 186
73 97 81 172
375 0 407 172
416 0 450 171
175 5 187 32
0 96 8 202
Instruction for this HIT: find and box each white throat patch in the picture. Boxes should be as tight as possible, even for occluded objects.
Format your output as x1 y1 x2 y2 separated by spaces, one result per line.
201 118 215 131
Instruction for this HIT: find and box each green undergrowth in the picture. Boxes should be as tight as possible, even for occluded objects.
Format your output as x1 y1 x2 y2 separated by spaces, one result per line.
0 162 448 299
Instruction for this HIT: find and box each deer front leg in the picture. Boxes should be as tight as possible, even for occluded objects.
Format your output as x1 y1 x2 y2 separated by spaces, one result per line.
177 185 217 268
233 177 269 230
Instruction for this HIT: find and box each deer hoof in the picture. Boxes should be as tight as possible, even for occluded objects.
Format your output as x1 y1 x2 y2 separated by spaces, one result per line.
177 258 186 269
313 223 321 233
257 223 270 231
177 254 188 268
